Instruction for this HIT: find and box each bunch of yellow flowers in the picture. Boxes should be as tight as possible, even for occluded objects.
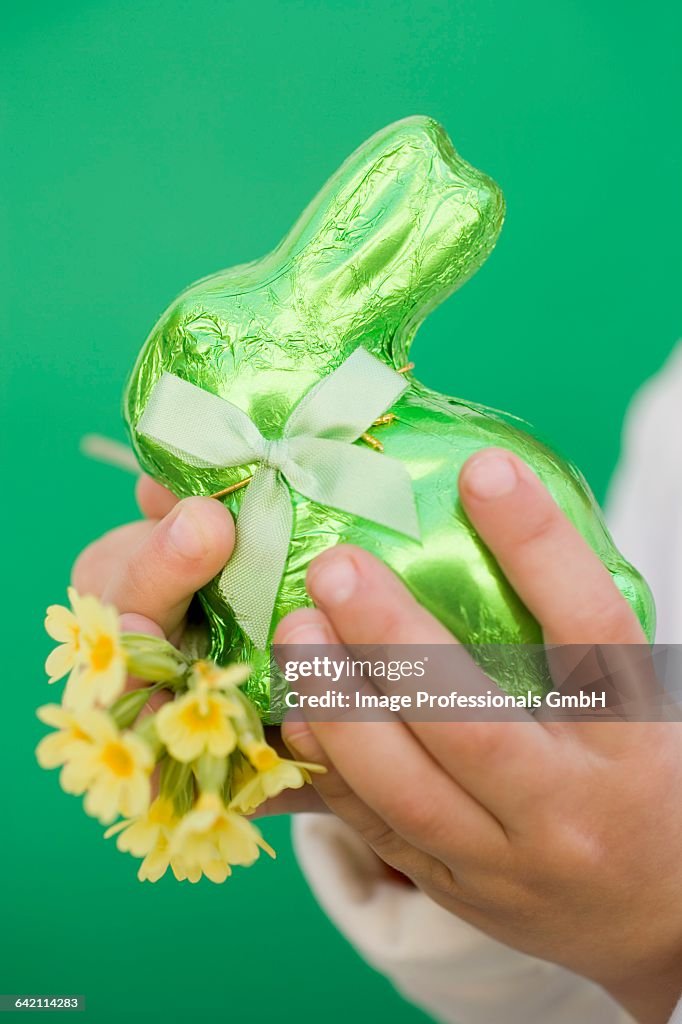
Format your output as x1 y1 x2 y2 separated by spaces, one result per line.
36 588 323 883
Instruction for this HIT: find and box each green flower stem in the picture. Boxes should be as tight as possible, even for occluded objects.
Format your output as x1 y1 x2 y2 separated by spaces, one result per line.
231 687 267 754
159 757 195 815
193 753 229 795
121 632 190 685
110 684 165 729
133 712 164 760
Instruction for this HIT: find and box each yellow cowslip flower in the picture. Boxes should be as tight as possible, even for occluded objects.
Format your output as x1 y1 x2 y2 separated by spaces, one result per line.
65 597 126 712
156 690 238 763
170 793 275 883
54 710 153 824
190 659 250 693
45 588 127 710
35 704 97 774
241 740 280 772
105 796 182 883
230 751 326 814
44 587 84 683
169 856 204 884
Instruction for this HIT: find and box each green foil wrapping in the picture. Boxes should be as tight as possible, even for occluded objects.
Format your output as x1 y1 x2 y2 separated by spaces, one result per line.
124 116 655 718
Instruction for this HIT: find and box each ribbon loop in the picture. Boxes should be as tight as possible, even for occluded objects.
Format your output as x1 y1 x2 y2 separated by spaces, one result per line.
284 347 412 442
137 348 420 649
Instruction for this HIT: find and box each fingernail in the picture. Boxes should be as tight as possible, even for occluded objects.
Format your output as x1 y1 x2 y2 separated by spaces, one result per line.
464 451 518 500
308 554 358 606
281 720 312 751
279 620 331 645
167 503 208 559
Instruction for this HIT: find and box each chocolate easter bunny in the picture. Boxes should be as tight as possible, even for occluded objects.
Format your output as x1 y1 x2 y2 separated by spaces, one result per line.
126 116 654 716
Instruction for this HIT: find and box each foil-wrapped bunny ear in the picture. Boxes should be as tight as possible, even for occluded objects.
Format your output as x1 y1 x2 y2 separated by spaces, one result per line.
286 116 505 352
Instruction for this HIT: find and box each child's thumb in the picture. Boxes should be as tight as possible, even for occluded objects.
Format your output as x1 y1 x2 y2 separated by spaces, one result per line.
102 496 234 639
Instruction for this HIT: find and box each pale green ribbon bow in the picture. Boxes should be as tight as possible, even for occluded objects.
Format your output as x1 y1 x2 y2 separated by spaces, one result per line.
137 347 420 649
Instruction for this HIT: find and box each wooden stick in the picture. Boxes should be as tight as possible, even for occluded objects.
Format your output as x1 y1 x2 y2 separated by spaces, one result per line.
373 413 397 426
360 432 384 452
208 476 252 499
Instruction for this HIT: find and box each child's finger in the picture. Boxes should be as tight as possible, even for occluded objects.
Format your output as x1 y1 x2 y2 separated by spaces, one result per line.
458 448 646 645
278 643 460 879
281 715 436 875
303 544 554 825
103 497 234 638
72 521 157 597
136 475 180 519
249 787 327 818
275 608 506 865
306 544 454 645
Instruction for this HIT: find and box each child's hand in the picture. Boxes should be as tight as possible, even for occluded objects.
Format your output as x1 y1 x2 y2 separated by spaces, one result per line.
71 477 324 816
276 447 682 1024
73 479 234 648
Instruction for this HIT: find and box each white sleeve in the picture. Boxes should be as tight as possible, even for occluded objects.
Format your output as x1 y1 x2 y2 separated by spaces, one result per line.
293 815 632 1024
606 344 682 1023
605 342 682 644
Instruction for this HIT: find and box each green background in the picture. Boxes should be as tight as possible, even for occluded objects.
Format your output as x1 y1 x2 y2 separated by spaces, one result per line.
2 1 680 1021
